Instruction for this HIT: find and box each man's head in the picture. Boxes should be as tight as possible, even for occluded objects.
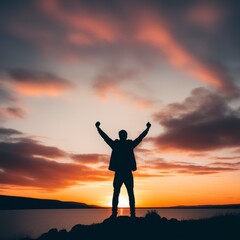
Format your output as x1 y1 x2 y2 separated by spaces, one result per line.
119 130 127 140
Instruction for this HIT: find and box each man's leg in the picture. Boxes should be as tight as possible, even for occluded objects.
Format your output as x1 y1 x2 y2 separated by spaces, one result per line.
124 172 135 217
112 172 123 217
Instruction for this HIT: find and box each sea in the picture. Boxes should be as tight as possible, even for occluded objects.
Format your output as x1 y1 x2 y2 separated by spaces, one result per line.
0 208 240 240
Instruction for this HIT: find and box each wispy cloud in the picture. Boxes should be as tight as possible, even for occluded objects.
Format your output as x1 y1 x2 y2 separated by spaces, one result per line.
135 8 239 96
93 66 157 108
210 161 240 168
137 158 239 177
39 0 120 44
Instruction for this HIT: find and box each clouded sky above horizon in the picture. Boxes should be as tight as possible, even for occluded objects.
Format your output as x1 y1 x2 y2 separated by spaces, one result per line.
0 0 240 207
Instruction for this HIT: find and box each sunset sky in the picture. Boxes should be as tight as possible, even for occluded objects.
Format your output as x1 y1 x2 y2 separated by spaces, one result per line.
0 0 240 207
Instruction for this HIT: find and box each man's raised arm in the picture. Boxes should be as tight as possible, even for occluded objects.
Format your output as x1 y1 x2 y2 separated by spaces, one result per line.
132 122 151 148
95 121 114 148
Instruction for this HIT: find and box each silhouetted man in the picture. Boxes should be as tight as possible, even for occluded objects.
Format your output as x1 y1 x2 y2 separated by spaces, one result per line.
95 121 151 218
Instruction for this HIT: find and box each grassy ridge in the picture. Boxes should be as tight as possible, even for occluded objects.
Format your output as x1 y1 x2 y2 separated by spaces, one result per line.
21 211 240 240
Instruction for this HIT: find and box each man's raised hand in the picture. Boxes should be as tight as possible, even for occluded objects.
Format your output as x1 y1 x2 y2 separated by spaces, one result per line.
95 121 101 128
146 122 151 128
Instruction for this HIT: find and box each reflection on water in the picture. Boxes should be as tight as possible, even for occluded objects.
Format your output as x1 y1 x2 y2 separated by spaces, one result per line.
0 208 239 240
119 208 124 216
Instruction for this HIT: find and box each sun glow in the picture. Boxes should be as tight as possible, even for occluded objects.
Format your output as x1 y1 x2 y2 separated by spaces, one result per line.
118 195 129 208
105 194 129 208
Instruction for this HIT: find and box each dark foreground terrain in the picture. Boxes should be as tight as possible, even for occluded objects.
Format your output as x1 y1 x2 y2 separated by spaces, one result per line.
21 211 240 240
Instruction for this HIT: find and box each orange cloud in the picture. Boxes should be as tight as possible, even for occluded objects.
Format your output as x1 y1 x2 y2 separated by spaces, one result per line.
4 69 73 97
12 83 69 97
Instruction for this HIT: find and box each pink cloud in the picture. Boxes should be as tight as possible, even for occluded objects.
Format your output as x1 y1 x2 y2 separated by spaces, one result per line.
135 9 236 94
5 1 237 97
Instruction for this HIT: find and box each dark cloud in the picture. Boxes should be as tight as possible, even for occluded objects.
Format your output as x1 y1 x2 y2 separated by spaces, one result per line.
0 127 22 136
0 128 67 158
5 69 71 85
0 141 67 159
152 87 240 151
0 152 110 190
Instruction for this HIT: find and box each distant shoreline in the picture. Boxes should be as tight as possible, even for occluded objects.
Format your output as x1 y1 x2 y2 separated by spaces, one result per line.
1 195 240 210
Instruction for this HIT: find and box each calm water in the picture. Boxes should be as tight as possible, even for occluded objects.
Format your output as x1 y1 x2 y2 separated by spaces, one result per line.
0 208 239 240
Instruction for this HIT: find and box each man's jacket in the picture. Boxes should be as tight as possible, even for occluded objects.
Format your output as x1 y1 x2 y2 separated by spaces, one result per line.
97 127 149 172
